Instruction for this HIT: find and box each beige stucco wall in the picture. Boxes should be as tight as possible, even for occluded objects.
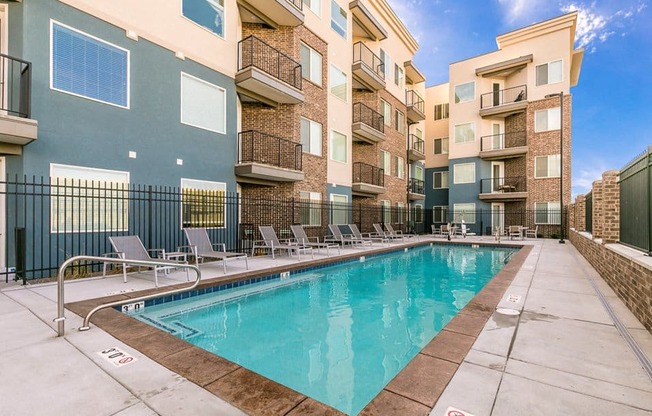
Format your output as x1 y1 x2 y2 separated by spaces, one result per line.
425 83 449 168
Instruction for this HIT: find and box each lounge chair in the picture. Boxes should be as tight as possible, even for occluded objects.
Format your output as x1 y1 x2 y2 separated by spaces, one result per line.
325 224 365 247
348 224 383 246
290 224 340 256
372 223 404 241
183 228 249 273
253 226 314 259
103 235 188 287
385 223 419 240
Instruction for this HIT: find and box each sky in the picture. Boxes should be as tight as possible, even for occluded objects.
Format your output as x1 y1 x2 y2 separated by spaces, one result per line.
386 0 652 197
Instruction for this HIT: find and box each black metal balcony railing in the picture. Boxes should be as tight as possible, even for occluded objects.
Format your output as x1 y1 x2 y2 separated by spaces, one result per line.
409 135 424 153
480 130 527 151
409 178 425 194
406 90 424 114
238 130 302 171
0 53 32 118
352 42 385 80
353 162 384 187
353 102 384 133
284 0 303 11
480 176 526 194
480 85 526 109
238 35 302 91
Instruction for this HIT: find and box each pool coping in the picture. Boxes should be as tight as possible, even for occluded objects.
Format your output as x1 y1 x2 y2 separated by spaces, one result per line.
66 241 531 416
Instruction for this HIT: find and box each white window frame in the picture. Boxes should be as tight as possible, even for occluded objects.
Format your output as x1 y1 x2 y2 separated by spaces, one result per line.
300 191 322 226
432 205 448 223
415 165 424 181
453 203 476 224
434 137 449 154
394 64 404 88
381 200 391 224
330 193 348 224
454 81 475 103
180 72 227 134
381 99 391 126
300 42 322 86
395 109 405 134
536 59 563 86
454 122 475 143
301 117 322 156
433 170 449 189
415 204 423 223
380 48 391 81
181 178 227 229
330 0 347 38
50 20 130 109
181 0 225 39
396 202 405 225
329 64 347 102
434 103 449 120
534 155 561 178
50 163 130 233
330 130 347 163
395 156 405 179
535 107 561 132
380 150 391 176
303 0 321 16
535 202 561 225
453 163 475 184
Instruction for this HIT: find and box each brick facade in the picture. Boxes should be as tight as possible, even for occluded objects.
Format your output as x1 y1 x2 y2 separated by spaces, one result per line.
592 179 603 239
574 194 586 232
601 170 620 244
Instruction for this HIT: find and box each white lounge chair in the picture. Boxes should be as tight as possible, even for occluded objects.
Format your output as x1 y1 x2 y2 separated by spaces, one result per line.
325 224 366 247
508 225 523 240
290 224 340 256
525 226 538 239
385 223 419 240
347 224 379 246
373 223 404 241
253 226 314 259
183 228 248 273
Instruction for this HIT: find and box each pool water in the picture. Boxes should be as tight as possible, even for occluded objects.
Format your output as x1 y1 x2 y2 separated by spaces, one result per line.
134 244 514 415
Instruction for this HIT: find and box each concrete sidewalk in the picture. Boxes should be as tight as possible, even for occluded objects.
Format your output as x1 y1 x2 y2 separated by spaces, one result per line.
1 238 651 415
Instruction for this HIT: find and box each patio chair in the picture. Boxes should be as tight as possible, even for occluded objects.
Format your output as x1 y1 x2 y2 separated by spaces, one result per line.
103 235 188 287
183 228 248 273
290 224 340 256
525 226 538 239
372 223 404 241
325 224 362 247
348 224 382 246
508 225 523 240
253 226 314 260
385 223 419 240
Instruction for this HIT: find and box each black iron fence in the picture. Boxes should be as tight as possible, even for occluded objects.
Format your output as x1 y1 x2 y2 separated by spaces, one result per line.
352 162 384 187
480 130 527 151
238 35 302 90
480 84 526 109
406 90 425 114
409 178 425 195
479 176 526 194
408 135 424 154
619 147 651 254
353 102 384 133
238 130 302 171
352 41 384 79
585 191 593 233
0 53 31 118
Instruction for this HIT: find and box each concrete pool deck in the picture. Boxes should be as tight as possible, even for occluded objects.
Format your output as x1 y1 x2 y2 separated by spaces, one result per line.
1 237 651 415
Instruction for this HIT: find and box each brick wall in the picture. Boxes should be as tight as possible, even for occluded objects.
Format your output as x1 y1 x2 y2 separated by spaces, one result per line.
570 231 652 331
592 179 603 239
574 194 586 232
568 202 575 230
601 170 620 244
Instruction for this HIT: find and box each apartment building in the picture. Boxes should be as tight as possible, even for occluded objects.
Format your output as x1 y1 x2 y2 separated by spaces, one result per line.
424 12 583 237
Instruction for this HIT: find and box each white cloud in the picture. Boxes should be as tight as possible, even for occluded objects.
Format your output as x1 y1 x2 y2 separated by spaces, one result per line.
497 0 549 24
571 161 608 198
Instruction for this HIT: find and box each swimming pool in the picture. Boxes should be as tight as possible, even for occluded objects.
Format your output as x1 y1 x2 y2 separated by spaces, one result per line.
132 244 514 415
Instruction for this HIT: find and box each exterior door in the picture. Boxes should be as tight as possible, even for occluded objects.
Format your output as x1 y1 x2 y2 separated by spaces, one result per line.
491 161 505 192
492 202 504 234
492 123 502 150
492 83 500 107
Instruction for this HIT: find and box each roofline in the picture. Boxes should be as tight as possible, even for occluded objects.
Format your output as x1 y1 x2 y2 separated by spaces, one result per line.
496 11 578 50
374 0 419 54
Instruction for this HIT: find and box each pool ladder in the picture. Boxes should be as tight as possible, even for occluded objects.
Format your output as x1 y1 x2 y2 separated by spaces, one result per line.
54 255 201 337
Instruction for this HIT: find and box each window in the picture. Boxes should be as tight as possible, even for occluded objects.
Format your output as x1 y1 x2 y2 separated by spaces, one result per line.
535 155 561 178
454 81 475 103
181 178 226 228
415 204 423 223
433 171 449 189
300 191 321 226
329 65 347 101
50 164 129 233
396 202 405 224
381 200 391 224
51 22 129 108
381 150 391 175
182 0 225 38
395 156 405 179
330 194 348 224
432 206 448 223
381 99 391 126
300 43 322 85
331 0 347 38
536 60 562 86
454 123 475 143
380 49 391 80
394 64 404 88
535 108 561 132
434 137 449 154
395 110 405 134
303 0 321 16
330 130 347 162
181 72 226 133
415 165 424 180
434 103 449 120
454 163 475 184
453 203 476 223
535 202 561 224
301 117 322 156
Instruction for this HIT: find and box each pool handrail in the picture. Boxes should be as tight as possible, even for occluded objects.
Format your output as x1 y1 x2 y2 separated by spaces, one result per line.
55 255 201 337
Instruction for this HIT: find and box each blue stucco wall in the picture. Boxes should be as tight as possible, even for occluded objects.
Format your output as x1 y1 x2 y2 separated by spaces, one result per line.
11 0 237 190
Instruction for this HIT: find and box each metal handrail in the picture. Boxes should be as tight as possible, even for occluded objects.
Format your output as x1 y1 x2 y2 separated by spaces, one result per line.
352 41 385 80
353 162 384 187
480 84 526 109
406 90 424 113
238 35 302 90
238 130 303 170
409 135 424 153
480 130 527 151
55 256 201 336
353 102 384 133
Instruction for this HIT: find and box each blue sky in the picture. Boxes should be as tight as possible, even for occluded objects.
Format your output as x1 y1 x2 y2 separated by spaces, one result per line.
386 0 652 197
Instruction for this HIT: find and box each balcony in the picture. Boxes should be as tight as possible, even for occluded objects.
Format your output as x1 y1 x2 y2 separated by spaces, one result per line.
352 162 385 196
0 54 37 155
404 60 425 85
408 178 425 201
479 131 528 160
407 135 425 162
479 176 527 201
352 102 385 144
352 42 385 91
237 0 304 28
349 0 388 41
479 85 527 118
406 90 425 123
236 36 304 106
235 130 304 184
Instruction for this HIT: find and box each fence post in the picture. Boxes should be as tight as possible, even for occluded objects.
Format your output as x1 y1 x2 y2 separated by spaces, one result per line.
15 227 26 285
147 185 153 248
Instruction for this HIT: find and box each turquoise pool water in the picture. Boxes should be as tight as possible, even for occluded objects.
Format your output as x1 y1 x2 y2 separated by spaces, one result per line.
133 244 514 415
